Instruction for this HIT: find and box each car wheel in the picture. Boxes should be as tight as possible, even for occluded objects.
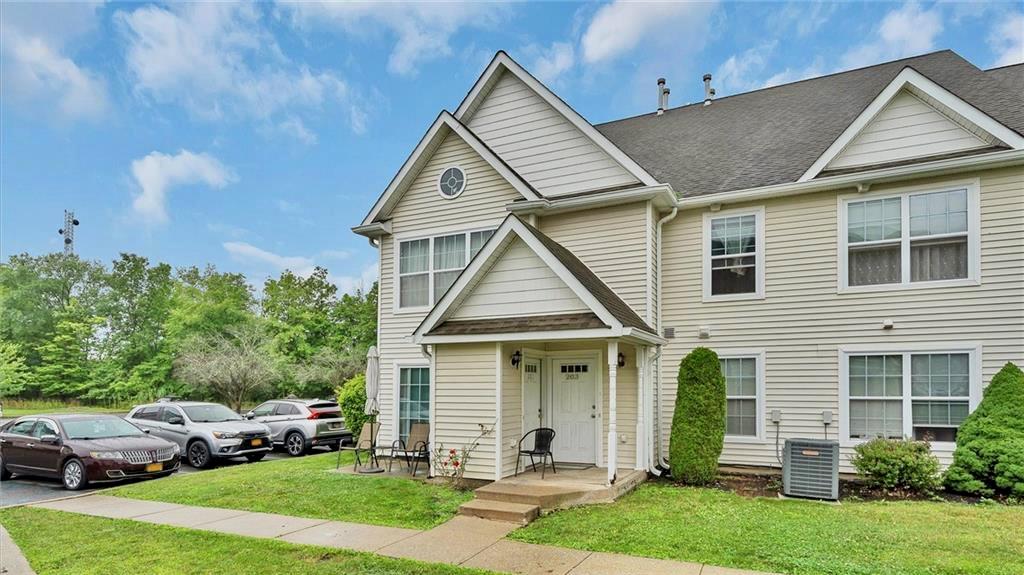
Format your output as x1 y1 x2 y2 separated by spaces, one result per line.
245 453 266 462
0 455 12 481
62 458 87 491
285 432 307 457
327 442 340 452
187 440 213 469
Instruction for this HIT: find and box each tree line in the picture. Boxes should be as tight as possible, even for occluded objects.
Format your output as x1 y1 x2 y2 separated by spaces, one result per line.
0 252 376 410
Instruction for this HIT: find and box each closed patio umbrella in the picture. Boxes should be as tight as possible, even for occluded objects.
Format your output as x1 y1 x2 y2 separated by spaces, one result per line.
359 346 384 473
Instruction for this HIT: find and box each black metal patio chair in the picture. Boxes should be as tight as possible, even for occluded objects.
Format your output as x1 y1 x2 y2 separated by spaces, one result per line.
514 427 556 479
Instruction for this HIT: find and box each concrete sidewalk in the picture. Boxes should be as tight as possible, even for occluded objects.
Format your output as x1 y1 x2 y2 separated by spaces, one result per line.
1 524 36 575
29 495 775 575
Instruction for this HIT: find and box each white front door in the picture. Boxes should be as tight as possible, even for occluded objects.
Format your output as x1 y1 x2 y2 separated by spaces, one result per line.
551 359 597 463
522 358 543 432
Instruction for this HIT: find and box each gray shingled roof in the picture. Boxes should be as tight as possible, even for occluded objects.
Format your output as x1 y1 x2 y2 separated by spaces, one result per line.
596 50 1024 198
986 63 1024 100
517 219 657 335
430 312 607 336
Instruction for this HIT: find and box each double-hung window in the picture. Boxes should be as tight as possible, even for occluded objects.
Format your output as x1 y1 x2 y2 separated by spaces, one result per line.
718 352 764 440
397 228 494 309
843 348 977 444
842 182 977 289
704 208 764 300
398 366 430 442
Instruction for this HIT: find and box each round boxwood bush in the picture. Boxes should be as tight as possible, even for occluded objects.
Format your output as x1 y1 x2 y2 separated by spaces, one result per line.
336 374 369 441
850 437 942 494
669 347 726 485
944 362 1024 497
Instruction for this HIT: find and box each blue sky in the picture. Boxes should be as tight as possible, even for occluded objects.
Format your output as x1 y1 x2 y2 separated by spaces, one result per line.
2 1 1021 293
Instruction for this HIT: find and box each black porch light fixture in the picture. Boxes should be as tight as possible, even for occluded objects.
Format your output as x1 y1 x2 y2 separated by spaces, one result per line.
617 352 626 368
510 349 522 369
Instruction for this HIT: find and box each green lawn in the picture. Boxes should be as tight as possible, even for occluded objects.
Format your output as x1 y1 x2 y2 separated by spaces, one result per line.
511 482 1024 575
0 507 493 575
111 452 472 530
2 404 126 417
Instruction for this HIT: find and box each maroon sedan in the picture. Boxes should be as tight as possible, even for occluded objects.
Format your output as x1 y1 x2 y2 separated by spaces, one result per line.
0 414 180 490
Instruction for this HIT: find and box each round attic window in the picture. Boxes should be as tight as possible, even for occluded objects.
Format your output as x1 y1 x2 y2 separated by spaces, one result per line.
437 166 467 199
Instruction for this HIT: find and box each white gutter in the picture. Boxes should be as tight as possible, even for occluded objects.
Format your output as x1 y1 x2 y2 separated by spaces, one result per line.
507 184 678 217
352 220 392 238
678 148 1024 210
651 206 678 473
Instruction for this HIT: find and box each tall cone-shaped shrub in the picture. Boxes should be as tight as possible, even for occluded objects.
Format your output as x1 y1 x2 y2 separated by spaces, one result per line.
670 347 726 484
944 362 1024 497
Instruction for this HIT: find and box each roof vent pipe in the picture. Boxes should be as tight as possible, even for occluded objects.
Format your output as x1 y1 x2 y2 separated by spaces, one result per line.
703 73 715 106
657 78 669 115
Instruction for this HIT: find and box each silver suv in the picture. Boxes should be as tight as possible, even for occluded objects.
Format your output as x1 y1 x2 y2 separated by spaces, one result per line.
244 399 352 456
126 401 272 468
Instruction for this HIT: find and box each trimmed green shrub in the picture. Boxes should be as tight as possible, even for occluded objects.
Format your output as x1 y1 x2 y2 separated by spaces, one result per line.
669 347 726 485
336 374 369 441
945 362 1024 497
850 437 942 494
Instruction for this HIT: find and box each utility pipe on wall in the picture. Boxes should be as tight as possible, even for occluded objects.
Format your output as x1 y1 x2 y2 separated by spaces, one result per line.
651 207 678 474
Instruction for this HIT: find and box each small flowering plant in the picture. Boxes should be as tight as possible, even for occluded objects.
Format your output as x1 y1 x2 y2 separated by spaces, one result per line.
432 421 494 489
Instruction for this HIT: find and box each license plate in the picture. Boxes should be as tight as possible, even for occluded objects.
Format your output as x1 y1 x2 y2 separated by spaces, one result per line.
145 463 162 472
329 423 341 430
251 438 262 446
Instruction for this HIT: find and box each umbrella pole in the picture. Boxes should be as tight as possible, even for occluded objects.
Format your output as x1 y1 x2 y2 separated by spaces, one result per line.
358 411 384 474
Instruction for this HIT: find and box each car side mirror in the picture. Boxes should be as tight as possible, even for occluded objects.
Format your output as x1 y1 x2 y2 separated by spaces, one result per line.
244 411 255 420
40 434 60 444
142 428 151 434
168 416 184 425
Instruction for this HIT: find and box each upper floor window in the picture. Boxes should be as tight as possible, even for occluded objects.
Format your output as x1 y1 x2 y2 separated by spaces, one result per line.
703 207 764 301
841 182 978 290
398 228 494 309
437 166 467 199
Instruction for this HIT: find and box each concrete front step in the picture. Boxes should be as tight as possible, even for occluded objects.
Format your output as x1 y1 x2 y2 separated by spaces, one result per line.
473 481 588 509
457 499 540 525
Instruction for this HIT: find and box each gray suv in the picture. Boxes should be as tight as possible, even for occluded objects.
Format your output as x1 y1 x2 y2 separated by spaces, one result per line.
245 399 352 456
126 401 272 468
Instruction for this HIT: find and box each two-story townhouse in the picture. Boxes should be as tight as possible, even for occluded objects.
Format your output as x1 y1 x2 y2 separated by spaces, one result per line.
353 49 1024 483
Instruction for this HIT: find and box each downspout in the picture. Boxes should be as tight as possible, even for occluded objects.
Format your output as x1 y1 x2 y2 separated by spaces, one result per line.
651 207 678 475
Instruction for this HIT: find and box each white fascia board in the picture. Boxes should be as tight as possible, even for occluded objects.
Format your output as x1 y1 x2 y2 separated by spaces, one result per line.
680 148 1024 210
506 184 678 217
351 221 392 238
359 111 540 226
411 216 623 342
418 328 621 345
455 52 660 187
799 67 1024 182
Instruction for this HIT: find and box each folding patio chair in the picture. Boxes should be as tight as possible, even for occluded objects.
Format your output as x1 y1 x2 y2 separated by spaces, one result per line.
338 421 380 471
388 422 429 476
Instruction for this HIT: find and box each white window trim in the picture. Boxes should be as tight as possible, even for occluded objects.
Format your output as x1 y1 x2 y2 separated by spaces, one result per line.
838 343 982 449
436 165 468 200
393 360 431 445
392 225 496 315
718 349 767 443
702 206 766 302
837 178 981 294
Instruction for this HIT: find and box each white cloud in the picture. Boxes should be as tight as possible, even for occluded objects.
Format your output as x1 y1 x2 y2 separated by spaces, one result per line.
0 2 108 121
331 263 379 295
989 12 1024 67
279 2 508 76
319 249 351 260
523 42 575 84
714 42 777 94
762 59 826 89
581 1 717 65
841 3 944 70
769 2 837 38
223 241 315 275
131 150 236 225
276 199 302 214
115 3 365 137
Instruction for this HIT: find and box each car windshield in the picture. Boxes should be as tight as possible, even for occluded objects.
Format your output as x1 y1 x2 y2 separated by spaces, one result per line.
182 404 242 423
63 417 145 440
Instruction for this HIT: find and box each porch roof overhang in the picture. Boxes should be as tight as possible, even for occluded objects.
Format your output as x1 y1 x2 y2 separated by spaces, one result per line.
411 215 663 346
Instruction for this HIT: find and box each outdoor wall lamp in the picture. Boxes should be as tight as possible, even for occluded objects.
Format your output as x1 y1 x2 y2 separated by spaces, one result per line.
510 349 522 369
617 352 626 368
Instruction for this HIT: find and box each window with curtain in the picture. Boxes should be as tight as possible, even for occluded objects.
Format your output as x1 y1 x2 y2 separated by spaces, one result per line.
720 357 759 437
846 350 974 442
398 367 430 442
397 228 495 308
708 212 760 296
845 187 971 288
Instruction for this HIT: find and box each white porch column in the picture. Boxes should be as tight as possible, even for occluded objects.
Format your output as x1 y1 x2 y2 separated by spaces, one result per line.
635 346 646 470
607 340 618 485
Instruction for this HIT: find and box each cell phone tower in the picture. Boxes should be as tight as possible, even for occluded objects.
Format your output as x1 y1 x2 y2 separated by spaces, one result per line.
58 210 80 254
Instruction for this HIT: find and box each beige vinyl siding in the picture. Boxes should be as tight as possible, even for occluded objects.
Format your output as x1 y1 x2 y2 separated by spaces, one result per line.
539 202 650 318
466 71 638 196
828 90 991 170
434 343 497 480
501 344 522 477
450 238 589 320
377 132 523 443
658 167 1024 471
